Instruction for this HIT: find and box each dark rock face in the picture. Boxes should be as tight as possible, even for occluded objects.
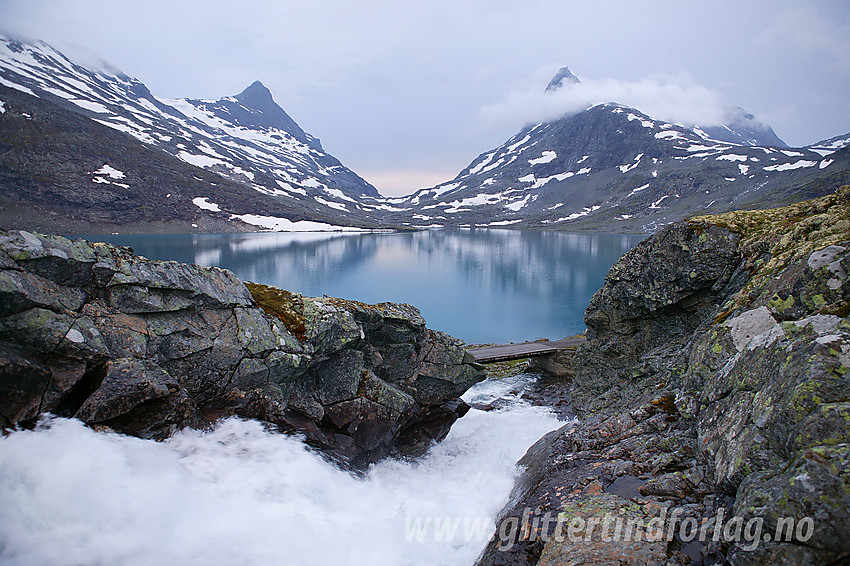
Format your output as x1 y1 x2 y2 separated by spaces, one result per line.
585 223 741 348
477 187 850 565
0 230 484 468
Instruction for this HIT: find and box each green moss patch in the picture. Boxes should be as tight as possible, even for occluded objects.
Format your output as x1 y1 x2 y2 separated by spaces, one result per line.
245 282 306 342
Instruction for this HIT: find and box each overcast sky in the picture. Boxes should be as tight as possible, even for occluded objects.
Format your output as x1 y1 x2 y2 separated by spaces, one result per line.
2 0 849 196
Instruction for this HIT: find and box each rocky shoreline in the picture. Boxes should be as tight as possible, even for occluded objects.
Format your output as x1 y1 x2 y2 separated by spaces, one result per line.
0 229 485 468
476 186 850 565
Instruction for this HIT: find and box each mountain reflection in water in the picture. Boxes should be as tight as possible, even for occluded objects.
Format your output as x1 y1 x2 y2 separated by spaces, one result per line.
85 229 644 344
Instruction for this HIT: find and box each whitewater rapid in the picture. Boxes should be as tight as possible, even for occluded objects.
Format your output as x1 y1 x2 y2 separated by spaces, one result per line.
0 374 562 566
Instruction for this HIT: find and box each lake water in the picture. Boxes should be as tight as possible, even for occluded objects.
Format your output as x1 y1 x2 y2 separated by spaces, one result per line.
82 230 643 344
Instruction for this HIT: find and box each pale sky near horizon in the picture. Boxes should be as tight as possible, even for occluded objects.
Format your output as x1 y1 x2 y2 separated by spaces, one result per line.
1 0 848 196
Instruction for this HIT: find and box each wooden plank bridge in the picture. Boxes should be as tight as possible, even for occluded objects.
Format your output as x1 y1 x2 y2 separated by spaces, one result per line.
468 335 586 364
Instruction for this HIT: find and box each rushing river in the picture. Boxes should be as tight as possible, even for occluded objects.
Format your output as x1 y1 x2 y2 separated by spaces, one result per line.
1 229 642 565
1 376 561 566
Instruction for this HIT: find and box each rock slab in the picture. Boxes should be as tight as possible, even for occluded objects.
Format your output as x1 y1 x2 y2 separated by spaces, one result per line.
0 230 484 468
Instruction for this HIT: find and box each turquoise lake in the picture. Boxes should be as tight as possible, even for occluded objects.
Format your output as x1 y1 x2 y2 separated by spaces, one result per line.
82 230 644 344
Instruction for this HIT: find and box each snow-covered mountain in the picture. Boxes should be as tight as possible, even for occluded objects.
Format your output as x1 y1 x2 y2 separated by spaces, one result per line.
545 66 788 148
384 68 848 232
696 105 787 148
807 132 850 156
0 35 390 230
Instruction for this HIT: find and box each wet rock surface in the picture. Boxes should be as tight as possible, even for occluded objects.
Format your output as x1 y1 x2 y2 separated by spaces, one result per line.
477 186 850 565
0 230 484 468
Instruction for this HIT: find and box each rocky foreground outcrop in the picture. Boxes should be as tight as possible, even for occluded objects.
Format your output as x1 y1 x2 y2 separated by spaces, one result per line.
0 230 484 468
478 186 850 565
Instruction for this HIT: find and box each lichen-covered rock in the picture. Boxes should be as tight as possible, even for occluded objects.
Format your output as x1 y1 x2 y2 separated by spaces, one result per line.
478 186 850 565
536 493 673 566
731 443 850 558
0 230 484 468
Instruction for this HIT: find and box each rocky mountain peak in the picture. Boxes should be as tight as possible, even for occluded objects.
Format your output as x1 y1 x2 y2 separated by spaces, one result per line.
697 105 789 148
235 80 275 110
215 79 317 148
546 66 581 92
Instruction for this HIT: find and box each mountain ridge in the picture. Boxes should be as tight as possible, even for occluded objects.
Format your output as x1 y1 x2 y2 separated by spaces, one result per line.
1 38 849 234
228 79 318 149
0 35 385 230
0 83 361 234
382 68 849 232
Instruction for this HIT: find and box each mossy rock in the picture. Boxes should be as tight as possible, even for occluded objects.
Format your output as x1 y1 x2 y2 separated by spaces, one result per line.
245 282 307 342
693 185 850 316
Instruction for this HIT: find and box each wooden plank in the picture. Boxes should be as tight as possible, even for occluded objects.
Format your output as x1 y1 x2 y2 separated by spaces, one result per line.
468 335 586 363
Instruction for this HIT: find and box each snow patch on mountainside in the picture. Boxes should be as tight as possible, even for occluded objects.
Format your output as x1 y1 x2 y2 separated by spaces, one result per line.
192 197 221 212
628 183 650 197
763 160 817 172
93 164 125 179
546 205 601 223
230 214 367 232
529 151 557 165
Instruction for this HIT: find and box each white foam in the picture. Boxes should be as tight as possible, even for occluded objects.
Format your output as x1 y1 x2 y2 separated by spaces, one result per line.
0 378 561 566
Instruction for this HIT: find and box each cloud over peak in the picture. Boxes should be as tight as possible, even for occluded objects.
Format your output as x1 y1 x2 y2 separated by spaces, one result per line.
474 69 730 133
